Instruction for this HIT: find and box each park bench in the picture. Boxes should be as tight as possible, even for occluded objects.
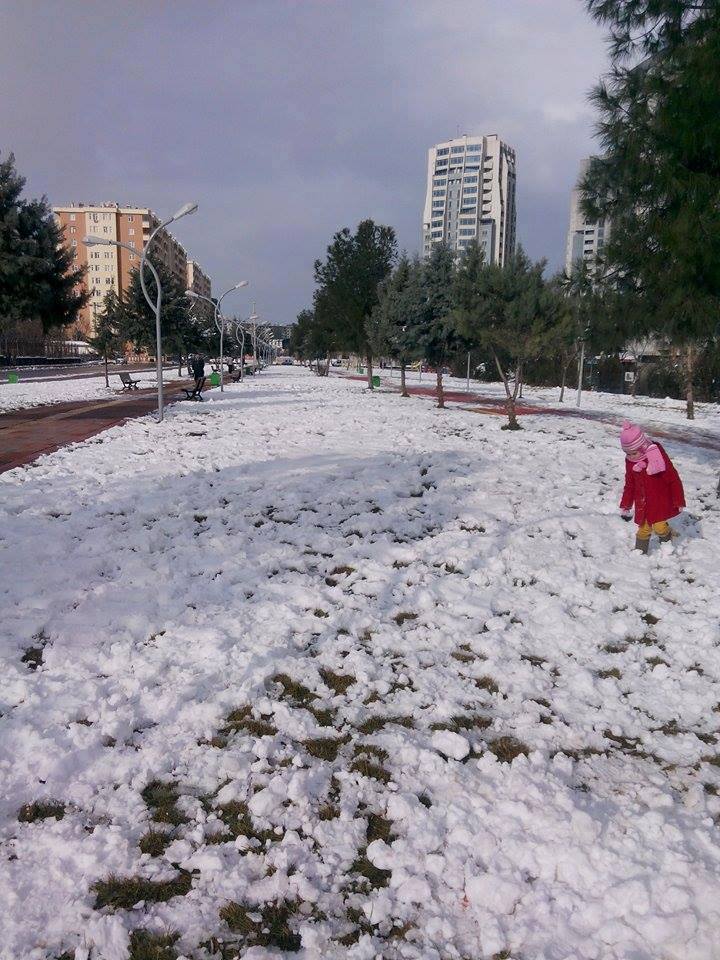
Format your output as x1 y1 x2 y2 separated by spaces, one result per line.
118 372 141 391
181 377 205 401
232 364 256 382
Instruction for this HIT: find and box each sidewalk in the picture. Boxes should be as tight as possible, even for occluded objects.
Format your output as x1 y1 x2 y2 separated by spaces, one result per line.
0 378 198 474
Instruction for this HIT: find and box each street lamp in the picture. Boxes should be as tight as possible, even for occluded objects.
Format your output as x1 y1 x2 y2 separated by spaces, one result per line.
185 281 248 393
84 200 198 422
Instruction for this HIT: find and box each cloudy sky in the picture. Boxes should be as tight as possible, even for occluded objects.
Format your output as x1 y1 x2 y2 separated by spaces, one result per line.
0 0 608 326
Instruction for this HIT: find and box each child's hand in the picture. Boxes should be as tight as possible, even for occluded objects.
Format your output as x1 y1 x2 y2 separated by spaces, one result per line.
620 510 633 522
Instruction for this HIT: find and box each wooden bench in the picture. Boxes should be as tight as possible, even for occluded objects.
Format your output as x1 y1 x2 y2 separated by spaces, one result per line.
119 372 141 391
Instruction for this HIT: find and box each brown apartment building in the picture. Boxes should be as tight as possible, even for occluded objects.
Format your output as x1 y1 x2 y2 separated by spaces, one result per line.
53 203 211 338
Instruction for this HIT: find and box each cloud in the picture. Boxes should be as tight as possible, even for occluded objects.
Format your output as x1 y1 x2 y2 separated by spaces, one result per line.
0 0 608 325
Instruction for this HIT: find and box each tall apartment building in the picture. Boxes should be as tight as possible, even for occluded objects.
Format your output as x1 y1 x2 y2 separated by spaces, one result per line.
422 134 517 265
53 203 209 337
187 260 211 301
565 159 610 275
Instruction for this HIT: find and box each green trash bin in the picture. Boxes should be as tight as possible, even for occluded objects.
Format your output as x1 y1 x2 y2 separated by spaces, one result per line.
7 372 19 384
372 375 381 387
209 371 221 387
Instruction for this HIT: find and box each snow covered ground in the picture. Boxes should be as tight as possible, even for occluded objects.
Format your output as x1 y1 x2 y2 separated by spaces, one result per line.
0 370 185 415
1 367 720 960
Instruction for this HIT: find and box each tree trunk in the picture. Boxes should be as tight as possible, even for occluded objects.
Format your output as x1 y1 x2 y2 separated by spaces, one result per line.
366 351 373 390
104 350 109 388
436 367 445 408
400 361 409 397
493 350 522 430
559 358 568 402
518 366 524 400
684 344 695 420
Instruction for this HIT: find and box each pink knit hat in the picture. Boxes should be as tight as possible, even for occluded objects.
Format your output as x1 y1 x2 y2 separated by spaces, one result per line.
620 421 651 460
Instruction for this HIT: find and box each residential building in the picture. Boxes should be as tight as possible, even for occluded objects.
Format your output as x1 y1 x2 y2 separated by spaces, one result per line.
53 202 205 336
422 134 517 265
564 159 610 275
187 260 211 301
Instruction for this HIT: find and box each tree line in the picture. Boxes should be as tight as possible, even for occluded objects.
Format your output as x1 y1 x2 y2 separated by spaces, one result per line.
292 0 720 422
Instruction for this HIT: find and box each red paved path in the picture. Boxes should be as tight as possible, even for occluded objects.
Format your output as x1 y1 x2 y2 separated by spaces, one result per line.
335 371 720 454
0 378 204 474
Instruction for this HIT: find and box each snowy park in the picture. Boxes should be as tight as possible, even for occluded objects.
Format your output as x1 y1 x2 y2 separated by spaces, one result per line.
2 366 720 960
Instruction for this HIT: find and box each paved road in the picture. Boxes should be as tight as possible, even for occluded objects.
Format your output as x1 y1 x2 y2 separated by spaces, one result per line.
0 362 179 385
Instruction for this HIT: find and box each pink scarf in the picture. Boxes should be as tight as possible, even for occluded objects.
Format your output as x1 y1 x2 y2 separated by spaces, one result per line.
630 443 666 475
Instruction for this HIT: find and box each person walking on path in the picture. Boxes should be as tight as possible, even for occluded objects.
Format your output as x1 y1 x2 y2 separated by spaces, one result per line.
619 421 686 553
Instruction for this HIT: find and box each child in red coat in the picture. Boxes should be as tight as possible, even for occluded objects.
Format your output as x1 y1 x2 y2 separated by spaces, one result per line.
619 421 686 552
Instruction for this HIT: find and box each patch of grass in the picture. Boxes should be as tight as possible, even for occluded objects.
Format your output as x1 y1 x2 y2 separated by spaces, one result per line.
141 781 188 826
272 673 317 706
486 736 529 764
318 803 340 821
93 872 191 910
595 580 612 591
430 714 492 734
475 675 499 694
307 704 335 727
139 829 172 857
331 565 355 576
304 737 347 761
451 651 475 663
366 812 394 844
603 643 627 654
598 668 622 680
21 646 45 670
320 668 356 695
642 612 660 625
219 901 301 951
238 717 278 737
313 608 329 618
393 611 418 626
350 849 391 888
216 800 275 847
353 743 389 763
418 793 432 808
350 756 391 784
520 653 546 666
18 800 65 823
128 930 180 960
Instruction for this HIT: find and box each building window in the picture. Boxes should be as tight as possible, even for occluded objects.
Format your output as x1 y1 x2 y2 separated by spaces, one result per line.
437 148 449 156
467 144 481 153
129 253 136 261
71 239 77 246
127 215 134 222
459 228 475 236
433 178 446 186
432 189 445 197
451 146 464 154
69 213 76 221
70 226 76 234
103 227 109 234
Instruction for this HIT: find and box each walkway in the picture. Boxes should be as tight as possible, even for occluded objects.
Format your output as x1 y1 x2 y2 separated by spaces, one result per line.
0 378 202 474
336 370 720 454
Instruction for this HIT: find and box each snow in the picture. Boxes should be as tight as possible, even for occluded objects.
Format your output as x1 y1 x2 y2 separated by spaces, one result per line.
1 367 720 960
0 370 185 414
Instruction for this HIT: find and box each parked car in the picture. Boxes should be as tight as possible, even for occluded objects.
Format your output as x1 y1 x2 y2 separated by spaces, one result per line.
111 356 128 365
330 358 342 367
282 357 294 366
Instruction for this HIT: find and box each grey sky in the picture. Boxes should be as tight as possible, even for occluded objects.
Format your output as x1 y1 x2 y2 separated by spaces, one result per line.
0 0 607 327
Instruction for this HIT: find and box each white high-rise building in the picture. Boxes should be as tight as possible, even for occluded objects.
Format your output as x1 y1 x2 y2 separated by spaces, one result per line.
565 159 610 275
422 134 517 265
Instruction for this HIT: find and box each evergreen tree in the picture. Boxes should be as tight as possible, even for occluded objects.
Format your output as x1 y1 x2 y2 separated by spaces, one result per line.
454 247 558 429
88 290 123 387
581 0 720 419
0 151 87 355
313 219 396 389
367 254 425 397
118 260 197 364
418 243 460 408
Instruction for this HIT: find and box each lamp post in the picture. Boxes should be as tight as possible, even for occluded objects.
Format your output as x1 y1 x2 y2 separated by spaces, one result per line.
233 319 247 381
84 201 197 422
186 281 248 392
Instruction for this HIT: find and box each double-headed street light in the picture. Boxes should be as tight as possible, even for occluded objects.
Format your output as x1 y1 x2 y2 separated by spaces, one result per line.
84 201 198 422
185 281 248 392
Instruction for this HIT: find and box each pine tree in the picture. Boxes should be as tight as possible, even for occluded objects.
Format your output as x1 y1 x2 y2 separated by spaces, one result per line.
454 247 558 429
118 260 197 364
313 219 396 389
581 0 720 419
418 243 459 408
0 152 87 355
367 254 425 397
88 291 123 387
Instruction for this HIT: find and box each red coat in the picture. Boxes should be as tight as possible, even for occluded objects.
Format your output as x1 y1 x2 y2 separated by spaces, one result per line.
620 443 685 525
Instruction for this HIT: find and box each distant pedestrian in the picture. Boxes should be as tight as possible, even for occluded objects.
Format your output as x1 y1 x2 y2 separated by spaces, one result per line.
191 355 206 398
619 421 685 553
